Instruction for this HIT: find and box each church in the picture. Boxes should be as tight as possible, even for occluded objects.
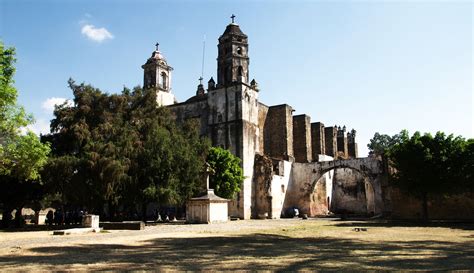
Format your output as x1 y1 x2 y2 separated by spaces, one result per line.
140 17 362 219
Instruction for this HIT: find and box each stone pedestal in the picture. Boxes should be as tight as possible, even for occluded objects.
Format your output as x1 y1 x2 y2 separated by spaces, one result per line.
186 189 228 224
82 214 99 229
35 212 47 225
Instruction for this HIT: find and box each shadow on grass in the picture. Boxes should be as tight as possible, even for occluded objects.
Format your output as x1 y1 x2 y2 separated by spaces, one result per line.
0 233 472 271
333 220 474 231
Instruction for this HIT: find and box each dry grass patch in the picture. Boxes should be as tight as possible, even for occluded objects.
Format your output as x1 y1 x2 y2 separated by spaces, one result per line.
0 219 472 271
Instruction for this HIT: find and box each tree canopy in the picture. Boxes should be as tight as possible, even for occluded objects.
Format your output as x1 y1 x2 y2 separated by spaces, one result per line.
206 146 244 199
367 130 409 156
0 41 50 226
42 81 209 219
368 130 473 220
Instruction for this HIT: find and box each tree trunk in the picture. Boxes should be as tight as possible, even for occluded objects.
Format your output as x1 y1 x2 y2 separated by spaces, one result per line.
141 202 147 222
108 201 116 221
421 192 429 222
1 207 13 228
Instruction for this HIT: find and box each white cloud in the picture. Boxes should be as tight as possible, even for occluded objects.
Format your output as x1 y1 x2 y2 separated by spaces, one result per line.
42 97 72 112
81 24 114 42
21 119 50 136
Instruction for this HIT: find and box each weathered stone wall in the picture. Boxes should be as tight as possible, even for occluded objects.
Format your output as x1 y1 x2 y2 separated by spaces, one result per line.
348 142 358 158
311 122 325 160
169 98 209 136
336 129 348 159
309 171 334 216
283 163 315 216
331 168 371 214
293 115 312 163
283 157 388 216
390 189 474 220
263 104 294 161
324 126 337 158
171 84 256 219
257 103 269 154
252 154 292 219
308 155 334 216
252 154 273 218
269 160 292 218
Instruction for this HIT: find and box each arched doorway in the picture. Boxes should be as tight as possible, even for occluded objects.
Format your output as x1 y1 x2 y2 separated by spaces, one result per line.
309 167 376 217
309 169 333 216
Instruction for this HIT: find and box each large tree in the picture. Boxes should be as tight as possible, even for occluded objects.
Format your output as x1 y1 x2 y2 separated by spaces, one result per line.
375 130 472 221
43 81 209 219
0 42 50 227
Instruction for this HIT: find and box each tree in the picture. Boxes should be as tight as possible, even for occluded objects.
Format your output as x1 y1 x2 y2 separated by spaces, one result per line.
43 82 209 219
43 80 131 214
367 130 409 156
465 140 474 189
387 131 470 221
0 41 50 227
206 147 244 199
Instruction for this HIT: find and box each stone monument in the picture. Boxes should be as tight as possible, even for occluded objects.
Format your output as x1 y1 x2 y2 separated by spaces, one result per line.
186 164 229 224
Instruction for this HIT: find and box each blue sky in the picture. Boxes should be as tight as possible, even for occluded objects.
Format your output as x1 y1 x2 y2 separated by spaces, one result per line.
1 0 472 156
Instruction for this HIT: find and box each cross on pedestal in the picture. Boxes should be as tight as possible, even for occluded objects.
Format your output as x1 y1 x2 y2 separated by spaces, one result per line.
231 14 236 24
155 42 159 51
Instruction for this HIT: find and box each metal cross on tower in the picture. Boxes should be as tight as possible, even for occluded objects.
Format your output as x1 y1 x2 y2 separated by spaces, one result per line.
155 42 159 51
231 14 235 24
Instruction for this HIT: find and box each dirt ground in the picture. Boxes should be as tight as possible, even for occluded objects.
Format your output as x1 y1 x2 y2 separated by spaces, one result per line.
0 218 473 271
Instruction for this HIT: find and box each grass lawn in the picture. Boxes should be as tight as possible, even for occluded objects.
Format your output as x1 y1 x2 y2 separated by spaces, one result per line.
0 219 472 271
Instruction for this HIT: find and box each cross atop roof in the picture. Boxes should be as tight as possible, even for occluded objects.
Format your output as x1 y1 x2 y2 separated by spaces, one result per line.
231 14 236 24
155 42 159 51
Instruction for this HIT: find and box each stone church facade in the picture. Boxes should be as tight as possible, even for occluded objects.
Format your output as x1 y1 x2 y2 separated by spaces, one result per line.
141 20 362 219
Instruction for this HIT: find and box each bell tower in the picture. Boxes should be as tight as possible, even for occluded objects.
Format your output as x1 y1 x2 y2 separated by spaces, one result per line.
217 15 249 87
141 43 175 106
208 15 259 219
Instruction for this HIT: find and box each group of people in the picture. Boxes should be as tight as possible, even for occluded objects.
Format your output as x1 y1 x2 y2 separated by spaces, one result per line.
45 209 85 225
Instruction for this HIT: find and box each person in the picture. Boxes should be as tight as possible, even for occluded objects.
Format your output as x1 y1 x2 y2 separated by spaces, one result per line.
46 210 54 225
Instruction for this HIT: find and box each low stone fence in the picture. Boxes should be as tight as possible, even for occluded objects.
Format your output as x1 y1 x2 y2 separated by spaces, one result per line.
100 221 145 230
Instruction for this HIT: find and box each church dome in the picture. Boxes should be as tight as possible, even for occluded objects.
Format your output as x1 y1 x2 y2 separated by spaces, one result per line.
145 50 167 65
222 23 246 36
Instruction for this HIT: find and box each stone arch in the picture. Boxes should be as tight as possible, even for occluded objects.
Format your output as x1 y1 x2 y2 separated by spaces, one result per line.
282 158 387 218
308 158 386 215
310 166 376 216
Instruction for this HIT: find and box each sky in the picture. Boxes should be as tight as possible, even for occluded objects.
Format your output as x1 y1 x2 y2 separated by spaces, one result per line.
1 0 472 156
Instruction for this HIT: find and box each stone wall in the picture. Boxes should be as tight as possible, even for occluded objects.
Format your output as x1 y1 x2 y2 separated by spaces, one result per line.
269 160 292 218
257 103 269 154
263 104 294 161
331 168 372 214
390 189 474 220
252 154 274 218
169 98 209 136
336 129 348 159
292 114 312 163
252 154 292 219
324 126 337 158
311 122 325 161
283 163 315 216
348 142 358 158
